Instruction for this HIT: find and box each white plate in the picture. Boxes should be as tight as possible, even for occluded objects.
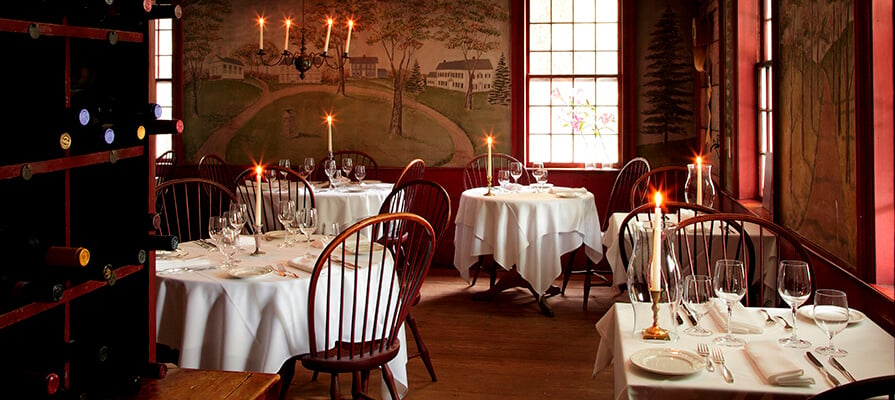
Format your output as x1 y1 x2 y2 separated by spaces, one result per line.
264 230 288 239
797 306 865 324
226 265 274 279
554 189 586 198
344 186 366 193
360 180 382 184
157 249 190 259
630 348 705 376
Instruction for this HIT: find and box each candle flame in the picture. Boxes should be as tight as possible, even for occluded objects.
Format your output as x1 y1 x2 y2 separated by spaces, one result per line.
654 192 663 207
348 19 355 28
696 156 703 166
258 17 265 27
326 114 333 124
327 18 334 26
486 136 493 145
255 165 263 176
285 19 291 28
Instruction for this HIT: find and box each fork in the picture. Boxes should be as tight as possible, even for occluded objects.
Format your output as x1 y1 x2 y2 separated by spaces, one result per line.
774 315 793 332
759 309 776 326
276 264 299 278
712 348 734 383
696 343 715 372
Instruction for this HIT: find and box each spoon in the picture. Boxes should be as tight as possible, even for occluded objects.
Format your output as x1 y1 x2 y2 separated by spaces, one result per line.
759 309 776 326
774 315 793 331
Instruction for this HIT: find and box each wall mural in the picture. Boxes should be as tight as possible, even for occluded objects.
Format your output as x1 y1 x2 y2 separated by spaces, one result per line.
182 0 510 167
634 2 698 167
778 0 856 266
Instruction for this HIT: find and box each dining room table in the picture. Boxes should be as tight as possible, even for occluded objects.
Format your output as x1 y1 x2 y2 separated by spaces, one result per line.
453 184 603 316
602 211 780 305
154 235 409 399
593 302 895 399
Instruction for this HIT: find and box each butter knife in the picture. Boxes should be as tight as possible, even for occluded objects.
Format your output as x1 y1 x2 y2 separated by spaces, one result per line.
806 352 840 386
682 304 698 325
828 356 856 382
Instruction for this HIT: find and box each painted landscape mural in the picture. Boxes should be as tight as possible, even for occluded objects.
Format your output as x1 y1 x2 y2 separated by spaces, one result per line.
182 0 511 167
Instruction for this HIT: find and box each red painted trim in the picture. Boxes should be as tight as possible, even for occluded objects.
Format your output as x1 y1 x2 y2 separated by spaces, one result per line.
855 0 877 282
621 2 636 161
510 1 525 161
0 18 143 42
873 0 894 285
0 147 145 181
735 0 758 200
173 14 184 160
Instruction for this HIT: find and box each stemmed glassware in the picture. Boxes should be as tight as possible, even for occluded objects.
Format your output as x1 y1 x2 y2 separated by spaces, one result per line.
777 260 812 348
354 165 366 185
497 170 510 192
530 162 547 192
302 157 315 179
509 162 523 193
276 200 295 248
323 159 338 188
682 275 713 336
217 225 240 270
813 289 849 357
341 158 353 180
713 259 747 347
297 207 319 245
278 159 291 179
228 203 248 233
208 216 227 252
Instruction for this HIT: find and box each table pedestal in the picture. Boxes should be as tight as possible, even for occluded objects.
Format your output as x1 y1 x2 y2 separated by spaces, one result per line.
471 268 561 317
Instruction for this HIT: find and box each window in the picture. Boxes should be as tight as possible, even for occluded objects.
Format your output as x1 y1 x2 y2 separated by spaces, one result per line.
757 0 772 198
153 19 174 158
527 0 619 167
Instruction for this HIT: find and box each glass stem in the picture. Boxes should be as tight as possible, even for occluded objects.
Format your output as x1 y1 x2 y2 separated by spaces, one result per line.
726 302 733 337
790 305 798 340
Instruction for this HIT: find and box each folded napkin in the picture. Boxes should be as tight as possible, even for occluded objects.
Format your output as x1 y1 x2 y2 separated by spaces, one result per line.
156 256 213 271
287 255 317 272
551 187 587 198
708 298 764 334
745 341 815 387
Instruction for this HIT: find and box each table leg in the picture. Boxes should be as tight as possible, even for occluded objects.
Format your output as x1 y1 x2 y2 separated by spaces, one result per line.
471 269 556 317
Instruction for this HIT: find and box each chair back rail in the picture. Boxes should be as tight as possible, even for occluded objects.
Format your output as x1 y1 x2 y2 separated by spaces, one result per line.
462 153 529 190
233 166 315 233
395 159 426 188
198 153 235 193
602 157 649 231
155 150 177 186
155 178 238 242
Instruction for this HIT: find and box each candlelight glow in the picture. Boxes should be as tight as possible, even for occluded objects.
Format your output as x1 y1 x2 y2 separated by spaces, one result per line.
258 17 265 27
255 165 263 176
653 191 663 207
486 136 493 145
285 19 291 29
696 156 703 166
326 114 333 124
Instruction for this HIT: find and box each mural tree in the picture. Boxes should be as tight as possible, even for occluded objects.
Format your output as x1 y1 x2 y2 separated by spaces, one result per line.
304 0 373 96
434 0 507 111
405 60 425 94
641 6 694 143
488 52 510 106
363 0 435 137
183 0 231 116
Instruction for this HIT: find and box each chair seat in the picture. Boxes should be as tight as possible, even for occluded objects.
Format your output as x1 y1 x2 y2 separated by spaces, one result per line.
300 339 401 374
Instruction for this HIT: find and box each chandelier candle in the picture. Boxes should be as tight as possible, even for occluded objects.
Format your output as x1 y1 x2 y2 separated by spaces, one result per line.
323 18 333 54
284 19 291 52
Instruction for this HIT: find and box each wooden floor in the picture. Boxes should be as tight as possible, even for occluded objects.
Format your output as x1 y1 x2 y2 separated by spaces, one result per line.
281 267 621 399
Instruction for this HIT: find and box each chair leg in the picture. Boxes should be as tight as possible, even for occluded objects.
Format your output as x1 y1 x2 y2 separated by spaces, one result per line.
488 259 497 288
311 371 319 381
470 257 481 286
276 356 297 400
380 364 400 400
583 259 593 311
562 248 577 296
330 373 341 400
406 312 436 382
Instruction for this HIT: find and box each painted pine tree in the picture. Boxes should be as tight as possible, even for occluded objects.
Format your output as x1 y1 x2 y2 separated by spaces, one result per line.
641 6 694 143
489 53 511 106
405 60 425 94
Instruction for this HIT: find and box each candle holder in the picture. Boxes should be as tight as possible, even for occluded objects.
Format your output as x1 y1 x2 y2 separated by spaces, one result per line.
641 289 670 340
251 224 265 255
484 176 495 196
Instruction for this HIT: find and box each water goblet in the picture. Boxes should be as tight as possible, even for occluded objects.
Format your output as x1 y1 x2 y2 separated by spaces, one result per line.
217 226 240 270
813 289 849 357
530 163 545 192
713 259 747 347
509 162 523 192
354 165 366 184
323 159 338 188
276 200 295 248
303 157 315 179
777 260 812 348
208 216 227 252
278 159 291 178
297 207 319 245
497 169 510 192
682 275 713 336
228 203 248 233
341 158 353 180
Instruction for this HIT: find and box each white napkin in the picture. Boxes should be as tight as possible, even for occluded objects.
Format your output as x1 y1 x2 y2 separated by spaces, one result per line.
287 255 317 272
708 298 764 334
156 257 213 271
744 341 815 387
551 187 588 197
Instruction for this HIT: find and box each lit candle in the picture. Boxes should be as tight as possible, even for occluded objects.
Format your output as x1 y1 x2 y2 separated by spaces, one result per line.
649 192 663 291
284 19 291 53
258 17 265 50
344 20 354 55
254 165 263 227
486 136 493 180
326 114 333 153
696 156 703 205
323 18 333 54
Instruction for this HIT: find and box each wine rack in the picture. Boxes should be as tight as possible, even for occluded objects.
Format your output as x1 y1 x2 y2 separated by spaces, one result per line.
0 2 161 397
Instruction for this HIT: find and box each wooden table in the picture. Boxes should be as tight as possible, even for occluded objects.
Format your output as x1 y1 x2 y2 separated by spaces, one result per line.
127 367 281 400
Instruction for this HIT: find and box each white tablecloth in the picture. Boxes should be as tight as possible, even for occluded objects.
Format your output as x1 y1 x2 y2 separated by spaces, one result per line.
155 238 408 398
594 303 895 400
602 212 779 305
453 187 603 295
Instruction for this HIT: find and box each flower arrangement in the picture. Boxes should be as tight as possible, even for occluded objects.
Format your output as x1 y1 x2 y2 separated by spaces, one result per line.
552 88 617 164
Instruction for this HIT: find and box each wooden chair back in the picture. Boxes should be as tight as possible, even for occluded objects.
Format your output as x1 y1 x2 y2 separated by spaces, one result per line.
618 201 718 274
301 213 436 399
233 166 315 233
198 154 234 192
155 178 237 242
378 179 451 246
462 153 529 190
630 166 690 209
155 150 176 185
311 150 379 182
601 157 650 230
395 158 426 188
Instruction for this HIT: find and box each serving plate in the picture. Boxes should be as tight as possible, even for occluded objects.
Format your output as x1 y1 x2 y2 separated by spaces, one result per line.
226 265 274 279
797 305 865 324
630 348 704 376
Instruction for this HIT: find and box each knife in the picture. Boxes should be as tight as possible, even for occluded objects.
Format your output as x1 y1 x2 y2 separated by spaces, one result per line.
828 356 856 382
806 352 840 386
681 304 698 325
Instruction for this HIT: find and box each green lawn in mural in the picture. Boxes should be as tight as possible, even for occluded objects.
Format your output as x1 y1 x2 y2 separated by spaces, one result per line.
183 79 263 159
416 87 512 155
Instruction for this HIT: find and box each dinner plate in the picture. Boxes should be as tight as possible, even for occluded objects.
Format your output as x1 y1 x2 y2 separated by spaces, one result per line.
343 186 366 193
630 348 704 376
264 230 288 239
360 180 382 184
554 189 586 198
226 265 274 279
157 248 190 260
797 305 865 324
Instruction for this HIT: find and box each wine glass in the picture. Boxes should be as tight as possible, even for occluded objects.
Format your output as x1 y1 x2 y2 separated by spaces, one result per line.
497 169 510 192
509 161 523 192
217 226 241 269
813 289 849 357
276 200 295 248
297 207 319 245
208 216 227 252
228 203 247 233
327 222 341 245
777 260 812 348
302 157 315 179
713 259 747 347
341 158 353 180
354 165 366 185
323 159 338 187
530 162 545 192
682 275 713 336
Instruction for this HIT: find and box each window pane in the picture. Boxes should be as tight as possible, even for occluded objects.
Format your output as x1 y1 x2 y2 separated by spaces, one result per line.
530 0 552 23
552 0 573 22
595 0 618 22
157 55 172 79
574 23 596 51
156 82 172 108
551 51 574 74
596 78 618 105
595 23 617 51
573 52 596 75
595 51 617 74
529 79 552 106
551 79 574 105
552 134 573 162
530 134 551 162
529 52 551 75
574 0 596 22
157 19 172 30
530 24 551 51
158 30 173 55
529 106 551 133
155 134 172 158
552 24 573 51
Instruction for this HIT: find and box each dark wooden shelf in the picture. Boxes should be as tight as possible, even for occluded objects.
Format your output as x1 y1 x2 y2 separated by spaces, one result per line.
0 264 144 330
0 18 143 42
0 146 144 181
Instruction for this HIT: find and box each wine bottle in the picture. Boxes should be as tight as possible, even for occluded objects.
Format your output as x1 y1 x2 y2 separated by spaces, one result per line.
142 361 168 379
143 119 184 136
1 278 65 307
88 244 147 268
146 235 179 251
146 2 182 20
0 369 61 398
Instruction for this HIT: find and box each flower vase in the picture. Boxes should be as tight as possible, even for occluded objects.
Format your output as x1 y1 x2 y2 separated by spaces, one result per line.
626 220 682 342
684 163 716 208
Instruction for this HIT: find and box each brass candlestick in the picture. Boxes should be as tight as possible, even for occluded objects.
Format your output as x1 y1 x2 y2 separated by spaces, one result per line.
484 176 495 196
642 289 670 340
251 223 265 255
